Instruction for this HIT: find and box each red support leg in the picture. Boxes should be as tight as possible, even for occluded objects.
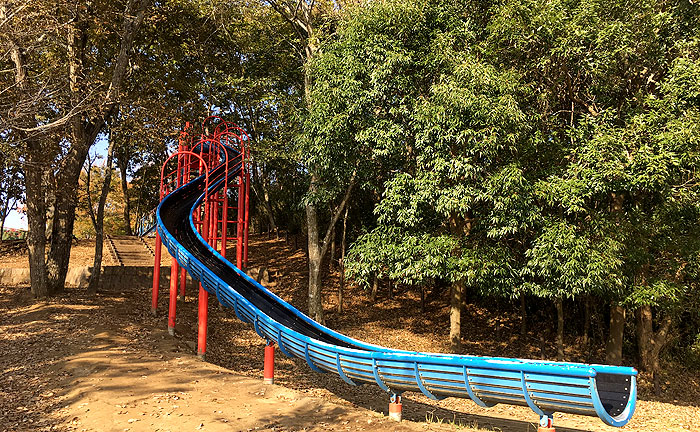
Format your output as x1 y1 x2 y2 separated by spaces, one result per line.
210 198 218 252
197 163 211 358
244 172 250 268
263 342 275 384
179 267 186 301
167 257 179 336
197 284 208 359
237 177 244 268
389 394 402 422
221 189 228 258
151 232 162 315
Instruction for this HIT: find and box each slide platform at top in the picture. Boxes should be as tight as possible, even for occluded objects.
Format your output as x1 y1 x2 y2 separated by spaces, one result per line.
155 143 637 427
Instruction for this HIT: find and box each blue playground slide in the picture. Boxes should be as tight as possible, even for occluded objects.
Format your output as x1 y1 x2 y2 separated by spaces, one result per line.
155 143 637 428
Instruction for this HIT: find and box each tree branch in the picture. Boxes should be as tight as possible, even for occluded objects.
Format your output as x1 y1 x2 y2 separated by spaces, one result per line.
565 68 599 117
320 169 356 258
83 153 98 228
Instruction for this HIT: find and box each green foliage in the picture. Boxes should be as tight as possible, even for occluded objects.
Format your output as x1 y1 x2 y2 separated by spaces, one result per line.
318 0 700 338
524 219 624 299
314 0 542 297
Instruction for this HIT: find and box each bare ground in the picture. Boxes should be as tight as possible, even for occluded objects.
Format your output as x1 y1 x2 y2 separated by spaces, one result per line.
0 234 698 431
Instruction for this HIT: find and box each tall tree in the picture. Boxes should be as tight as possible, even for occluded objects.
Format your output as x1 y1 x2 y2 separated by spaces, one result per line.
266 0 351 322
1 0 151 296
486 0 700 365
316 0 540 351
84 139 116 293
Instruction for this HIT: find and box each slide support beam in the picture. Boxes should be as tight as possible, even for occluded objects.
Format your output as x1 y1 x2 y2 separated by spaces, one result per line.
264 342 275 384
197 284 208 359
179 267 187 301
168 257 179 335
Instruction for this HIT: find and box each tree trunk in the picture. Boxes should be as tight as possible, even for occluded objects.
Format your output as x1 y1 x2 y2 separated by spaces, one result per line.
6 17 49 297
450 281 463 353
44 170 56 243
338 206 348 313
329 225 336 272
651 316 672 396
117 151 133 235
46 132 91 294
637 306 672 395
45 0 150 295
0 194 11 242
420 287 425 313
636 305 653 370
0 211 5 242
251 165 277 234
305 197 324 323
556 297 564 361
305 172 355 323
583 296 591 346
606 303 626 365
88 140 115 294
370 274 378 302
520 293 527 337
25 142 49 298
447 211 468 353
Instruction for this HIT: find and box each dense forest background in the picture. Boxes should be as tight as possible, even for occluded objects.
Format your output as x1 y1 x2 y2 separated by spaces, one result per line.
1 0 699 395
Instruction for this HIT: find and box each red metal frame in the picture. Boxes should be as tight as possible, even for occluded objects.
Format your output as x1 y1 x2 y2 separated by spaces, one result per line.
158 151 210 335
151 118 251 359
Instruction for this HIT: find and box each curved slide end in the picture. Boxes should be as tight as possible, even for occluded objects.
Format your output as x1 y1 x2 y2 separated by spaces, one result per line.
591 370 638 427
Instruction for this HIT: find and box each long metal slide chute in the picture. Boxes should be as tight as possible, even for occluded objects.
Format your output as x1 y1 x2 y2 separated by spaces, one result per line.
156 144 637 428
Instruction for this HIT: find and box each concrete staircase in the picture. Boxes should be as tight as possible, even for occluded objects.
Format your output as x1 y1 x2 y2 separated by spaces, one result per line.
107 235 155 266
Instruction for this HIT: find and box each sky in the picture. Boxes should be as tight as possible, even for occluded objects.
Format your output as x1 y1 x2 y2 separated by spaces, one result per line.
3 138 110 230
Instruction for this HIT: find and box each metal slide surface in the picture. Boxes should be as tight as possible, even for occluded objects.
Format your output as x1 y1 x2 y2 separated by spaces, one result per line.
155 144 638 427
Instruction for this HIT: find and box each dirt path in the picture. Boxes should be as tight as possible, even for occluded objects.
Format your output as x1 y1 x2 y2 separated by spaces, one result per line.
1 234 698 431
0 285 464 432
2 285 696 432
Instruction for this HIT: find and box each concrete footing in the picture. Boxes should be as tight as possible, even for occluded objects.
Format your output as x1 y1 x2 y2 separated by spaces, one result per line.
389 395 402 422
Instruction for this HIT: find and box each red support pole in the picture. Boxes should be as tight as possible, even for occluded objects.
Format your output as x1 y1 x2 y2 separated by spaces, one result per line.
151 231 162 315
179 267 186 301
168 257 179 336
197 181 210 358
237 176 244 268
197 286 208 359
244 172 250 268
176 143 185 302
211 195 218 252
263 342 275 384
221 150 229 258
221 188 228 258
